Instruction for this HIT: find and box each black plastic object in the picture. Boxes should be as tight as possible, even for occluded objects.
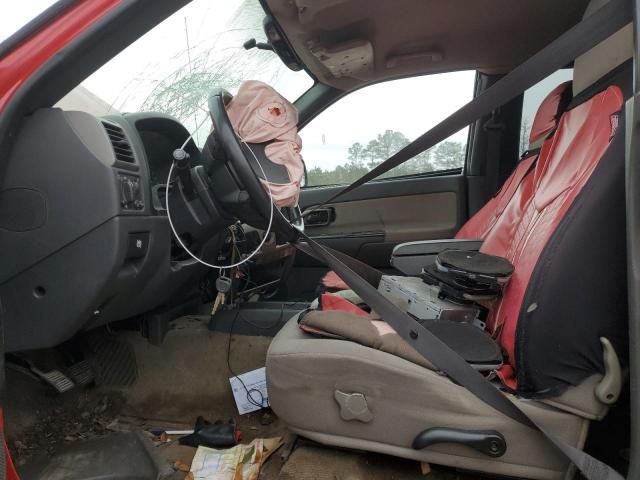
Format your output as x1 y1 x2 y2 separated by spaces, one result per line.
262 15 303 71
437 250 514 281
421 249 515 301
420 319 502 370
422 264 501 299
209 302 308 336
243 38 274 51
391 239 483 276
179 416 240 448
412 427 507 457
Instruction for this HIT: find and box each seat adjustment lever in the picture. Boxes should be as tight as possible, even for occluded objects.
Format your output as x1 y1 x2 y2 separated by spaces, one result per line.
412 427 506 457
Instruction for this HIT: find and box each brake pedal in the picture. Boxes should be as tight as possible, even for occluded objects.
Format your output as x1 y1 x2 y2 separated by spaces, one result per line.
6 354 75 393
31 366 75 393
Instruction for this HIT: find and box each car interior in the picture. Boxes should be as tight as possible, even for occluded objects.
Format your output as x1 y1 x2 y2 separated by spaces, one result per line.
0 0 638 479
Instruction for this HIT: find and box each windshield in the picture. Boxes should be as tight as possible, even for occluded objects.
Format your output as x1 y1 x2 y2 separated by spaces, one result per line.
58 0 313 146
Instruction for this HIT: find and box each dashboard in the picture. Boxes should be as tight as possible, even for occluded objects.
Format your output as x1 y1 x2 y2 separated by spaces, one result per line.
0 108 229 352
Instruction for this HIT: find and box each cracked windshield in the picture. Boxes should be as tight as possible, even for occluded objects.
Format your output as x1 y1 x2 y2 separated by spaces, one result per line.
60 0 312 146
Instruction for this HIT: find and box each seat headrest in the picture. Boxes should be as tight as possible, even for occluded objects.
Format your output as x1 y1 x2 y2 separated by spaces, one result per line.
529 81 572 148
573 0 633 96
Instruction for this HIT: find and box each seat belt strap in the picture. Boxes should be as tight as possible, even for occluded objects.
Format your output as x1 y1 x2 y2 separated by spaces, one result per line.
483 114 504 197
293 232 624 480
310 0 631 210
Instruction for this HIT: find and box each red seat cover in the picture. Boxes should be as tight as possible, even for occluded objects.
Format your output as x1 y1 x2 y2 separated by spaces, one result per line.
482 85 625 389
456 81 572 240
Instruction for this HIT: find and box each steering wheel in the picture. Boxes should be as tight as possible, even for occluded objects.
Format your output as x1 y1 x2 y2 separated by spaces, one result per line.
205 89 301 241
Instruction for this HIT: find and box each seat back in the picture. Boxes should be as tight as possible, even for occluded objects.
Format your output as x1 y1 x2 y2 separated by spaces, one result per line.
456 81 572 240
481 14 633 396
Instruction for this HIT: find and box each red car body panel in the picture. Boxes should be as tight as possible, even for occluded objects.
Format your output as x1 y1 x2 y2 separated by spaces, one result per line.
0 2 123 477
0 0 121 112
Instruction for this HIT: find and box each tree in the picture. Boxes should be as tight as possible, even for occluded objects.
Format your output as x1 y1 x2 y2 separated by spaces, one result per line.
306 130 465 187
433 141 465 170
363 139 380 168
347 142 365 165
370 130 410 160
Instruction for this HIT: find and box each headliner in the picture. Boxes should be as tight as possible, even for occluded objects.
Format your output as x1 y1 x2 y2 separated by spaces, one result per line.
266 0 589 90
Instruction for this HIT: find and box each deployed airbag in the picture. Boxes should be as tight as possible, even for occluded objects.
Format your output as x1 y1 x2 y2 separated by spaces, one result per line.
226 80 304 207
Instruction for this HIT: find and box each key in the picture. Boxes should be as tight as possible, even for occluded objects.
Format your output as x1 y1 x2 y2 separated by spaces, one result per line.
216 275 232 294
211 275 232 316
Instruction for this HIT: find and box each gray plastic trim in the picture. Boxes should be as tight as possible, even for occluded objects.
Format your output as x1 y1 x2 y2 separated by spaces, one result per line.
391 239 483 275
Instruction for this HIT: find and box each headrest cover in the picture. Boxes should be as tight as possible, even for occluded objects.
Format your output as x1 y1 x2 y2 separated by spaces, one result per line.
529 81 572 146
573 0 633 95
226 80 304 207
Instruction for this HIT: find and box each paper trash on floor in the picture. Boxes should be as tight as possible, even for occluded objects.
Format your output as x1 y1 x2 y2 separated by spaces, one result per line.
189 437 282 480
229 367 269 414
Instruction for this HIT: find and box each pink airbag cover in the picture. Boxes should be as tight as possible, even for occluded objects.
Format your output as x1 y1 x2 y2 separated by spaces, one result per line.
226 80 304 207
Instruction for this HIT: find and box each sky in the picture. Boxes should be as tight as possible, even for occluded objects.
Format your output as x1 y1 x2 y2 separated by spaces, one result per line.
0 1 56 42
2 1 573 172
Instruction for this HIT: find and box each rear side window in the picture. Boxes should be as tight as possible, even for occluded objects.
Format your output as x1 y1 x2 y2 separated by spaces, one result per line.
519 69 573 155
300 71 475 187
0 2 58 43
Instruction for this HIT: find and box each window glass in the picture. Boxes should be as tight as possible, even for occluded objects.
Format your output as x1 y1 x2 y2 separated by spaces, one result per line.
56 0 313 146
0 1 57 43
300 71 475 187
519 69 573 154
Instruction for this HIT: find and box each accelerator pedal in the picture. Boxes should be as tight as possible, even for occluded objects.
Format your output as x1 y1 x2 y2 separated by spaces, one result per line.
66 359 95 386
86 335 138 386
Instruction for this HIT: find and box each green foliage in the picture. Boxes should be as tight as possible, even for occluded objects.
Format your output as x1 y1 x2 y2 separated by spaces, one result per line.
307 130 466 186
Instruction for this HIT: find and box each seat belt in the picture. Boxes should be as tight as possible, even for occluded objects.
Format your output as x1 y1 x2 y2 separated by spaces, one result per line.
293 232 624 480
483 113 505 198
307 0 631 210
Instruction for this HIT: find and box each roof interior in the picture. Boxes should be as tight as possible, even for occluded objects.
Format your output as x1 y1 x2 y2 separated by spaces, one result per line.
266 0 589 90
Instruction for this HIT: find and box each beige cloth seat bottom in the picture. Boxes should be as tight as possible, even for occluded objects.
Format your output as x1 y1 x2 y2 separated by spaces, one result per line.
266 315 596 480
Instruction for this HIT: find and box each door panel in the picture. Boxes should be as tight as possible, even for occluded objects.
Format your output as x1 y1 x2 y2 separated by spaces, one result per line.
287 71 475 293
298 174 466 267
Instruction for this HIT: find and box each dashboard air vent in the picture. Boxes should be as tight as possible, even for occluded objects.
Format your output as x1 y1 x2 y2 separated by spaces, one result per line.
102 121 135 163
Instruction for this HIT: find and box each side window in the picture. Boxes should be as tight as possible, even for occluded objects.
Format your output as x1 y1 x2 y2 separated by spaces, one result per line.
300 71 476 187
519 69 573 155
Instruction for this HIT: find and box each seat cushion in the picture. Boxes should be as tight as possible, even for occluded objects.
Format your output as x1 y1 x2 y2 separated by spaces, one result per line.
299 308 502 370
267 315 590 480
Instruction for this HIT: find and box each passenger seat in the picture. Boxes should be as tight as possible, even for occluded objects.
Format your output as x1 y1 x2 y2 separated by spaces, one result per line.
267 0 632 477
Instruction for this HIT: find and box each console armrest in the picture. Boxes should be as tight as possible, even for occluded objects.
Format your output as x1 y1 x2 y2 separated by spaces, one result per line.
391 239 483 275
